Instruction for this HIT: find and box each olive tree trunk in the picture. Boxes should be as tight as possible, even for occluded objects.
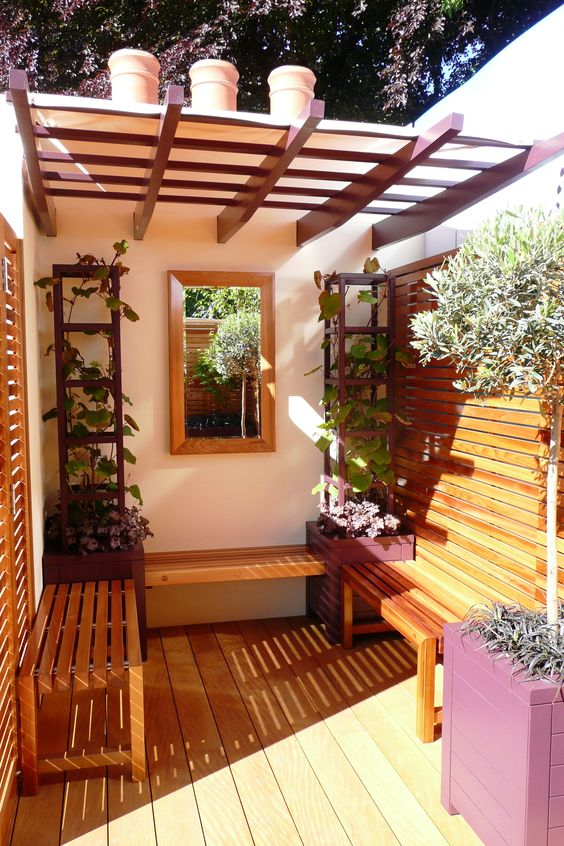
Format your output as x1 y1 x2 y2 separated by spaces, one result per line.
241 376 247 437
547 399 563 633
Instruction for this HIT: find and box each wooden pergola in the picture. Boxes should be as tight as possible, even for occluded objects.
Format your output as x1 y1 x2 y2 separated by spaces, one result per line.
8 69 564 244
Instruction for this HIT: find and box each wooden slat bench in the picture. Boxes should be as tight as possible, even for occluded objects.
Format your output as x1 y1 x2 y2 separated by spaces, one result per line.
145 544 326 586
18 579 146 794
341 560 462 743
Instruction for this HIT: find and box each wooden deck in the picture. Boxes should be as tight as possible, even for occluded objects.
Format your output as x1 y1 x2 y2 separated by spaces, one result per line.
10 617 482 846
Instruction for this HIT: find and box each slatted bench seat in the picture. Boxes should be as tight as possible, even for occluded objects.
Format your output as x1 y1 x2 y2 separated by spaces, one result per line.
145 544 326 586
341 561 462 743
18 579 146 794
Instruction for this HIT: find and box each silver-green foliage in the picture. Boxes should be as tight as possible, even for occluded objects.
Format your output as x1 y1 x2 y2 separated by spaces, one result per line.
410 207 564 402
410 206 564 640
207 311 260 382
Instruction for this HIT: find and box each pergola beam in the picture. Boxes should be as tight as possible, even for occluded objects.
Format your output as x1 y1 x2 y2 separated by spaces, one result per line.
9 69 57 237
296 113 464 247
133 84 184 240
217 99 325 243
372 131 564 249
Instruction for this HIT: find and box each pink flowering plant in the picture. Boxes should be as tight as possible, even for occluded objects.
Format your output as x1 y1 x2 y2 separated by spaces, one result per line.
317 500 401 539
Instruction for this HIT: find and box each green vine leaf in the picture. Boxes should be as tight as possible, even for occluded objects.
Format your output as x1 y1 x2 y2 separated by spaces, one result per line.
123 305 139 322
124 413 139 431
314 434 333 452
127 484 143 504
318 290 342 321
123 447 136 464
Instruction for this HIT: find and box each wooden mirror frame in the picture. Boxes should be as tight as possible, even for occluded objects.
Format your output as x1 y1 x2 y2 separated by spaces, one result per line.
168 270 275 454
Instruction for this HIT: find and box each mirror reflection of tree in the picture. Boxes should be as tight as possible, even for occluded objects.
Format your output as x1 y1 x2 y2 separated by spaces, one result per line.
184 286 261 439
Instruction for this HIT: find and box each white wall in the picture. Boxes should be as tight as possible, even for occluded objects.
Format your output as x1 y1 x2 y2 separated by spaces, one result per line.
415 5 564 252
34 199 421 622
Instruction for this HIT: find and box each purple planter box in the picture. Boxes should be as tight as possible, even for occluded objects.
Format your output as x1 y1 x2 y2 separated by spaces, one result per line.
305 521 415 642
442 623 564 846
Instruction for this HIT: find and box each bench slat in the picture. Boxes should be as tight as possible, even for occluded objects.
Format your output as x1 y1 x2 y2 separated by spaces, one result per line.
19 584 56 677
110 580 125 679
74 581 96 689
343 567 438 646
54 583 82 691
37 584 69 693
145 544 325 586
92 581 109 688
358 563 457 642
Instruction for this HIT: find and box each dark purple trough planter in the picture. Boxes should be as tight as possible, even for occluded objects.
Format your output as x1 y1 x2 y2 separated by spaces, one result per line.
442 623 564 846
305 521 415 642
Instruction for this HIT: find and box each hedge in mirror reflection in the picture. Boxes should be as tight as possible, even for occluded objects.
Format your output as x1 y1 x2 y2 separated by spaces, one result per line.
410 207 564 638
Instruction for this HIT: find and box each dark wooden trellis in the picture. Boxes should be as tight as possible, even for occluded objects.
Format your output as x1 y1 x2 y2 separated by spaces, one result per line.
321 271 396 511
52 263 125 545
43 262 147 658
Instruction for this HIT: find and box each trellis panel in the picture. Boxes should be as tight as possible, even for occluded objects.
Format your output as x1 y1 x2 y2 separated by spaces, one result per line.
392 252 563 613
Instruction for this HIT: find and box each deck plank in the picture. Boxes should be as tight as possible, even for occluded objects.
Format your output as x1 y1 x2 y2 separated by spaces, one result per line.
262 617 449 846
214 620 353 846
239 617 399 846
107 679 155 846
322 627 483 846
10 617 484 846
143 631 205 846
161 626 255 846
188 624 303 846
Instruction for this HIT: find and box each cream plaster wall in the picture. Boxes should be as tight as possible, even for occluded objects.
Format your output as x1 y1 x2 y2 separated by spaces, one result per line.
35 199 421 622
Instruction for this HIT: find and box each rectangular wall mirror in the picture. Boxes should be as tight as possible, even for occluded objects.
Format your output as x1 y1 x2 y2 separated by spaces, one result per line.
169 270 275 454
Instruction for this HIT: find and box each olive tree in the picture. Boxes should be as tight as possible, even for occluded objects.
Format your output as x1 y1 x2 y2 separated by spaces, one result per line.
206 311 260 437
410 207 564 632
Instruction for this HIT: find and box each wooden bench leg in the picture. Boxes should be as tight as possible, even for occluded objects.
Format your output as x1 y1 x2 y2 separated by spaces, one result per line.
416 637 437 743
19 675 39 795
129 664 146 782
341 578 354 649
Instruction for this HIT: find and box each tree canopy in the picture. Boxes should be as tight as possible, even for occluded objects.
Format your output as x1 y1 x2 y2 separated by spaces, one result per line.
0 1 560 122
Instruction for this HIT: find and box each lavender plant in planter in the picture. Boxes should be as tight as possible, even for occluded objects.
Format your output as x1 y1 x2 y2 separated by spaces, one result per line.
410 207 564 846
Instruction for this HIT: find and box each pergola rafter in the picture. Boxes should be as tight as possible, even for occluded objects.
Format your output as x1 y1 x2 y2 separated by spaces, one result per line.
296 112 464 246
372 131 564 249
9 70 57 236
133 84 184 240
6 72 559 248
217 98 325 243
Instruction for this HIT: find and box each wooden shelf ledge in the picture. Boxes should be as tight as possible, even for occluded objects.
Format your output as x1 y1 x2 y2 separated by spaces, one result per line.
145 544 326 586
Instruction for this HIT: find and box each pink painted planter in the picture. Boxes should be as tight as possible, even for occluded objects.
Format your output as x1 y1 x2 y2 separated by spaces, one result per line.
442 623 564 846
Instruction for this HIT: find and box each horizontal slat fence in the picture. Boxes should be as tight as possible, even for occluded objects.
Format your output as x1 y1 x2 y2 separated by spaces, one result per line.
184 318 246 418
391 252 563 614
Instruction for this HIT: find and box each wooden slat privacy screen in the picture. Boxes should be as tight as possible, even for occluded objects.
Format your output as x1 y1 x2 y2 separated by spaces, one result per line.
0 214 33 842
392 253 564 613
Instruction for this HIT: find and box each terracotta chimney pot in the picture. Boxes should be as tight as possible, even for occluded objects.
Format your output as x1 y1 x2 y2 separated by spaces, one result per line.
189 59 239 112
267 65 316 120
108 48 160 105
